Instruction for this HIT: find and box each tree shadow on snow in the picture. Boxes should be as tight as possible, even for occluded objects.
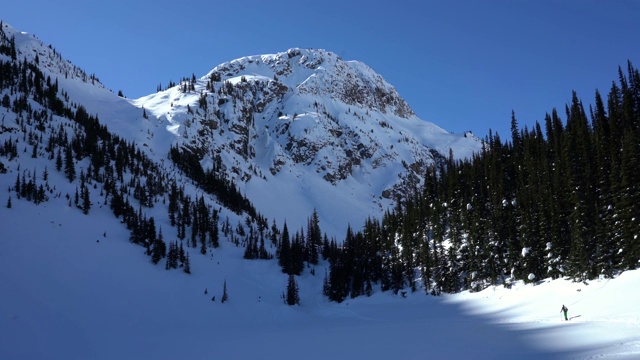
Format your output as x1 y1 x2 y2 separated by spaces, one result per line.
237 294 580 360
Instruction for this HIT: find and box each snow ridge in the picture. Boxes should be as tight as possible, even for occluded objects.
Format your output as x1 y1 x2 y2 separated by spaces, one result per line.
1 22 106 91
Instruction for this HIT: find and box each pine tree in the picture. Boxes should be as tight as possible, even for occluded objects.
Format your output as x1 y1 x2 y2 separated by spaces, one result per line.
564 92 597 279
286 274 300 305
56 148 62 171
221 279 228 303
290 231 305 276
200 238 207 255
64 145 75 182
617 131 640 270
165 241 178 270
278 221 291 274
322 270 330 297
210 219 220 248
183 253 191 274
74 186 80 208
306 209 322 265
151 228 166 265
81 184 91 214
591 89 617 276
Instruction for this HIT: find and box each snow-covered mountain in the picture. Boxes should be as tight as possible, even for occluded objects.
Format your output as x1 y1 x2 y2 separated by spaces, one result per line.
2 21 639 360
133 48 481 236
2 21 481 237
0 19 485 274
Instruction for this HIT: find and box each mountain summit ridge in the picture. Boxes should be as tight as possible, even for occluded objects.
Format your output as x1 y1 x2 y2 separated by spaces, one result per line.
134 47 481 235
205 48 415 118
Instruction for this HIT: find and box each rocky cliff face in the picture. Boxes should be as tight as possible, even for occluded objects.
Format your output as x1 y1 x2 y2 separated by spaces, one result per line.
141 48 476 182
134 48 481 235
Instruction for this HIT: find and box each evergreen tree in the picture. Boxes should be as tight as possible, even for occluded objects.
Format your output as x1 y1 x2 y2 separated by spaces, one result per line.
326 254 350 302
221 279 228 303
286 274 300 305
81 183 91 214
306 209 322 265
278 221 291 273
166 241 179 270
64 144 75 182
183 253 191 274
591 89 617 276
564 92 597 279
322 270 330 297
55 147 63 172
151 228 166 265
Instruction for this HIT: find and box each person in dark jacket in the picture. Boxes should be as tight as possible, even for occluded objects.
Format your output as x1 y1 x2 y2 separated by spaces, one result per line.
561 305 568 321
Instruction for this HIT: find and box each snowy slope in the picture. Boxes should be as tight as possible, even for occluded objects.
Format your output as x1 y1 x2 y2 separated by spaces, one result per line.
448 272 640 359
2 22 171 159
7 22 105 89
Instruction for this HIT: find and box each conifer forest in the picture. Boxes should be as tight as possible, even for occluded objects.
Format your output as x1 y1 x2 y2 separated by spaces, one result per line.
323 62 640 302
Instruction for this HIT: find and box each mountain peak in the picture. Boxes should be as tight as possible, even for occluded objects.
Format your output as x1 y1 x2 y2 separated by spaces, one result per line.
134 48 480 236
204 48 415 119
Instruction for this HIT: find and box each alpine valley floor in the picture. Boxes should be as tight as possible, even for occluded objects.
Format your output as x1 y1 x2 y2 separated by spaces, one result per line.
1 198 639 360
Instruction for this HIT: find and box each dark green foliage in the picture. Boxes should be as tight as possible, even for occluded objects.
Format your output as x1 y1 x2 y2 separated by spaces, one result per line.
169 144 256 217
286 274 300 305
324 62 640 302
0 24 17 60
151 228 167 265
63 144 75 182
11 167 48 205
306 209 322 265
81 183 91 214
221 279 228 303
277 222 292 273
0 138 17 161
183 253 191 274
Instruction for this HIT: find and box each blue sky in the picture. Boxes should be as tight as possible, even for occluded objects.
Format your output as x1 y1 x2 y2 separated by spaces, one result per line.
3 0 640 139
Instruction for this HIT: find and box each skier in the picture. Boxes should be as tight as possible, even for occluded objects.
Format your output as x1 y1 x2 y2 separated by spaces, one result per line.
560 304 568 321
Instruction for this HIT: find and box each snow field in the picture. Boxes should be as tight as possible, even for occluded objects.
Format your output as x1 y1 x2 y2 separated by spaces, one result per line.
2 194 639 359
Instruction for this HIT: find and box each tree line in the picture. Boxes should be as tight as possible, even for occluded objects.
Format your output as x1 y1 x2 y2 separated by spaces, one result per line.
323 62 640 302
